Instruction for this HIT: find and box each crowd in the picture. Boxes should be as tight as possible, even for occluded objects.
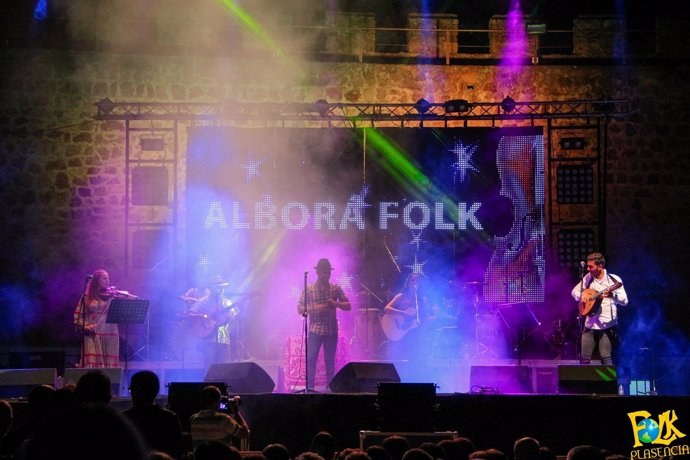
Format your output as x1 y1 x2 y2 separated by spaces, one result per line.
0 370 635 460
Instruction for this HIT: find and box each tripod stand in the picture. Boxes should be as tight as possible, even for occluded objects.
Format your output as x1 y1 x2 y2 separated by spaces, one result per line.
465 282 498 359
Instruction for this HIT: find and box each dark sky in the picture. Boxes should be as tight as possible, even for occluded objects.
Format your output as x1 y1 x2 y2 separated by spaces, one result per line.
0 0 683 37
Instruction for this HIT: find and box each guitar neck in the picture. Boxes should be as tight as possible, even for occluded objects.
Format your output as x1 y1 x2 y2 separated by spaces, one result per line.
593 282 622 300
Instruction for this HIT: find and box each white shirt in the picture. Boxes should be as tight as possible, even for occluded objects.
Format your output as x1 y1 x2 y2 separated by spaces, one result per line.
571 269 628 330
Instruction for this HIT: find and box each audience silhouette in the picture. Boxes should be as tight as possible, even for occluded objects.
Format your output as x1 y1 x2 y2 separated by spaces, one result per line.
123 370 185 459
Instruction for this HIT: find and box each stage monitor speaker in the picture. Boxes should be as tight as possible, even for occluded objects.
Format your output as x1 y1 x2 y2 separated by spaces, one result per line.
470 365 532 394
168 381 227 432
63 367 123 397
204 362 275 394
329 362 400 393
0 368 57 398
557 365 618 394
9 351 65 376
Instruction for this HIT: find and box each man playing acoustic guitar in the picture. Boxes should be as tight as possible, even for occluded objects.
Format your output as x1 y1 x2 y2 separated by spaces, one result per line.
570 252 629 365
182 275 238 365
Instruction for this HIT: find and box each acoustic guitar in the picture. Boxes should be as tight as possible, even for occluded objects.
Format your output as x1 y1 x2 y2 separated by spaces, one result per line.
187 303 239 339
380 310 419 341
579 281 623 317
380 293 420 341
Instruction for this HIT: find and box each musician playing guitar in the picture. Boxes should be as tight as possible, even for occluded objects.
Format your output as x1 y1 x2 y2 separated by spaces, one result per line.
382 273 435 364
184 275 238 365
570 252 628 365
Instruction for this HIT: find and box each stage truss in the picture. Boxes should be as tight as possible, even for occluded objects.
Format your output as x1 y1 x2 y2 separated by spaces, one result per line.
93 98 629 279
95 98 628 124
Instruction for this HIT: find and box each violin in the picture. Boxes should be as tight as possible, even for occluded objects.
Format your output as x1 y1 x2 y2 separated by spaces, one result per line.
99 286 137 300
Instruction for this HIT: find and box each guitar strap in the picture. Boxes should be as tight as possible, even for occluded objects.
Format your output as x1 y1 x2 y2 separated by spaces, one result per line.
585 273 602 317
606 272 617 321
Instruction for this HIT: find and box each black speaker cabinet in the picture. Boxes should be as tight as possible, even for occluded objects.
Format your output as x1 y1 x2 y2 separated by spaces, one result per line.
557 365 618 394
9 350 65 376
0 368 57 398
204 362 275 394
329 362 400 393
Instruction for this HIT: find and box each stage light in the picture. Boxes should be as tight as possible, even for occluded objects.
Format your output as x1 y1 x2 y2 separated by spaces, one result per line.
414 98 432 114
96 97 116 115
140 138 166 151
559 137 587 150
313 99 329 116
444 99 470 113
501 96 516 113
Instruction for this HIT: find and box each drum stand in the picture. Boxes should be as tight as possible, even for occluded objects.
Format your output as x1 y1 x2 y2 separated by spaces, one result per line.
354 282 385 359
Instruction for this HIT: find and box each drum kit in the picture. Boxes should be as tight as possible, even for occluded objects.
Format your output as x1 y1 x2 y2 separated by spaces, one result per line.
348 278 548 361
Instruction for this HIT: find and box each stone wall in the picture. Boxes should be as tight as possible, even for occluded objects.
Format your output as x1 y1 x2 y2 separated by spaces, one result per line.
1 46 690 344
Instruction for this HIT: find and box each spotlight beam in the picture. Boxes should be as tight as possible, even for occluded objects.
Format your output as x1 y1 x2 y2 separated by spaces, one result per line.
217 0 284 57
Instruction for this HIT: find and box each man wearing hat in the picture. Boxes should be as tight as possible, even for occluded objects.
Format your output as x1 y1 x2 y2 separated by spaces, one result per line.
298 258 351 390
181 275 238 365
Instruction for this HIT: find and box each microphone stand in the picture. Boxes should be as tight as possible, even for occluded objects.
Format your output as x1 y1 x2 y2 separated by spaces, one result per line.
79 276 91 368
295 271 313 393
576 262 586 363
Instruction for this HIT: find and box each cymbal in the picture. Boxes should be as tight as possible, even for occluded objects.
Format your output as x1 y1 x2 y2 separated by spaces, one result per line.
463 281 484 285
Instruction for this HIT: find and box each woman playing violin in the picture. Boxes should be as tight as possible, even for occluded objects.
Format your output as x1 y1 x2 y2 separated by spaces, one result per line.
73 269 121 368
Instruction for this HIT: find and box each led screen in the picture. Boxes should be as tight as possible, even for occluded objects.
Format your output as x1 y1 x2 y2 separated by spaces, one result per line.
185 126 544 361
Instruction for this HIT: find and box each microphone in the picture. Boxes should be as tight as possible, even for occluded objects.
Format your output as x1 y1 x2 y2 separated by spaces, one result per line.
580 261 586 268
86 275 93 279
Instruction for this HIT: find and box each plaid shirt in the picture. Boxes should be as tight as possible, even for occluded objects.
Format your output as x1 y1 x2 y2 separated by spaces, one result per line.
298 282 349 336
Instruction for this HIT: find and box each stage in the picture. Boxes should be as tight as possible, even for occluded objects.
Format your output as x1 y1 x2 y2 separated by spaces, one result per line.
99 357 677 397
3 352 690 457
6 389 689 457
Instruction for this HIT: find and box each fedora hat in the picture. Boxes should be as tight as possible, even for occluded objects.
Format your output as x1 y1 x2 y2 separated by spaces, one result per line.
207 275 229 287
314 258 334 271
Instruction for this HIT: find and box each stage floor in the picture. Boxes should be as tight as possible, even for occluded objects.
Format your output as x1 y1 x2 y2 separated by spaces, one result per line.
116 358 663 397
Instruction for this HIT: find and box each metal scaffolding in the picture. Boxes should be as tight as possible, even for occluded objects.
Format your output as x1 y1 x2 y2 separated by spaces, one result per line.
95 98 628 279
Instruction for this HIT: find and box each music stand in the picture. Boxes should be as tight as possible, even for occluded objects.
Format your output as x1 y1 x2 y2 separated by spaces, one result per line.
496 302 540 366
107 298 149 392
